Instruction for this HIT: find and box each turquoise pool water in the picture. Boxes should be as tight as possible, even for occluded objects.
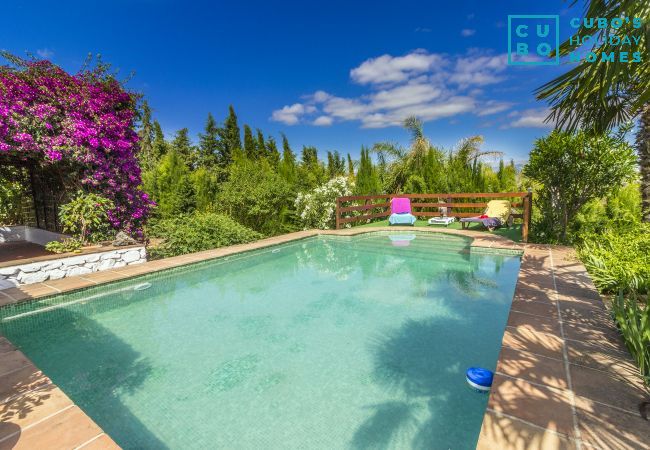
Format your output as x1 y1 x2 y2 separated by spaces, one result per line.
0 233 520 449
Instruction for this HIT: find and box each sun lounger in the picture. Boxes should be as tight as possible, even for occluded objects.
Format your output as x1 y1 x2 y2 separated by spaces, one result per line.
388 197 417 226
460 200 511 231
428 216 455 227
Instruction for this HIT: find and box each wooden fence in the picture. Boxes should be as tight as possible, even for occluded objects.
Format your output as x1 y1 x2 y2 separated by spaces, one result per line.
335 191 533 242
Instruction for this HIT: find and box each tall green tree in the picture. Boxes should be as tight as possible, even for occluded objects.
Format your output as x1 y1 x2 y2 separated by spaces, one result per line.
152 120 167 161
198 113 220 167
497 159 518 192
356 147 380 195
536 0 649 221
256 129 266 159
243 125 256 159
326 150 345 178
171 128 195 168
279 133 297 183
347 153 355 179
217 105 241 167
266 136 281 168
138 100 155 171
299 146 325 189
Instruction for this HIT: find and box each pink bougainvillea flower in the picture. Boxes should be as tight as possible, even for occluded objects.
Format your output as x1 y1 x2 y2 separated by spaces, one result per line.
0 56 152 234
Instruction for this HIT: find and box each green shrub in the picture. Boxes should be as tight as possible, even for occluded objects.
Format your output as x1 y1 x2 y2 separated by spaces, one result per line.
45 238 82 254
217 156 296 235
59 191 114 244
611 293 650 385
578 224 650 294
148 212 262 259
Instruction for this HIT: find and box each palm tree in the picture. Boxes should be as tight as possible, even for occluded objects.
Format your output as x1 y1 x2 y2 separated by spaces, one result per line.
372 117 502 193
372 116 430 192
536 0 650 220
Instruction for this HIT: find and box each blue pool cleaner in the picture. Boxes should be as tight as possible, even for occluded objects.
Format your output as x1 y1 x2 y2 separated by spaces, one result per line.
466 367 493 392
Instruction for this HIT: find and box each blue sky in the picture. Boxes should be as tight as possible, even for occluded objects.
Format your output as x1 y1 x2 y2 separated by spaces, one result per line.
2 0 583 163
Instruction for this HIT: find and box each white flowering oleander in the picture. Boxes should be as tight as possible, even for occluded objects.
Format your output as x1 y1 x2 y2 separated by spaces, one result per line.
294 176 353 230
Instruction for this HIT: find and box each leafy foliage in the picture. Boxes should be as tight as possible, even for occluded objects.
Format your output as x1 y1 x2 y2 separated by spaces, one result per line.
578 224 650 294
536 1 649 133
45 238 82 254
58 191 114 244
216 156 295 235
610 293 650 385
148 212 261 259
524 130 637 243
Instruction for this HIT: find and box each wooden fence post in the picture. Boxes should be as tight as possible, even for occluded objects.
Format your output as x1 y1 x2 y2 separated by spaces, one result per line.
335 197 341 230
522 189 532 243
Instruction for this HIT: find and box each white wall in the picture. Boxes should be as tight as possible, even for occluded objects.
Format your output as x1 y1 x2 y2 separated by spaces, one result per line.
0 246 147 289
0 226 67 245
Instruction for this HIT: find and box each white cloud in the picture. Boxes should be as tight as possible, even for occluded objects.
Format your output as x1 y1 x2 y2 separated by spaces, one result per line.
350 50 445 85
270 103 315 125
312 90 331 103
461 29 476 37
449 52 507 87
322 96 369 121
36 48 54 59
370 82 442 110
477 100 514 116
270 49 514 128
508 108 554 128
313 116 333 126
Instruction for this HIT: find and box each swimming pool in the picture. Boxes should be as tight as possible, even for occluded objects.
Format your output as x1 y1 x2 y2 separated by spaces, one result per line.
0 232 521 449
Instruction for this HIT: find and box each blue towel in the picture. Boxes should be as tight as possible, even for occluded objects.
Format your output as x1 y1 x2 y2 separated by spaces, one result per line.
389 213 417 225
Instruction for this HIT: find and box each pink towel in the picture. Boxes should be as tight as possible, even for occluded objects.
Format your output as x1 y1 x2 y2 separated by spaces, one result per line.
391 197 411 214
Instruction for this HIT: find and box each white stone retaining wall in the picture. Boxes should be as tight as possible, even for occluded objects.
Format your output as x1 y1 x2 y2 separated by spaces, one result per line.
0 246 146 289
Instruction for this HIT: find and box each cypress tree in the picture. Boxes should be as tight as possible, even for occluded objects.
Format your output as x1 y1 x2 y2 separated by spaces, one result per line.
266 136 281 168
327 150 345 178
198 113 220 167
300 146 325 188
356 147 380 194
152 120 167 161
171 128 196 169
256 129 266 159
243 125 256 159
217 105 241 166
301 146 318 168
279 133 297 182
138 100 155 171
347 153 355 178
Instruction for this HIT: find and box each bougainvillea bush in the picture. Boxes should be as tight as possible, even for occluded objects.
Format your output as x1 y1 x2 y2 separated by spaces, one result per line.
0 53 152 236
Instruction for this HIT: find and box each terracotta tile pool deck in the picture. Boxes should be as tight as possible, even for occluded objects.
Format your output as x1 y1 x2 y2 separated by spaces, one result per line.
1 227 648 449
